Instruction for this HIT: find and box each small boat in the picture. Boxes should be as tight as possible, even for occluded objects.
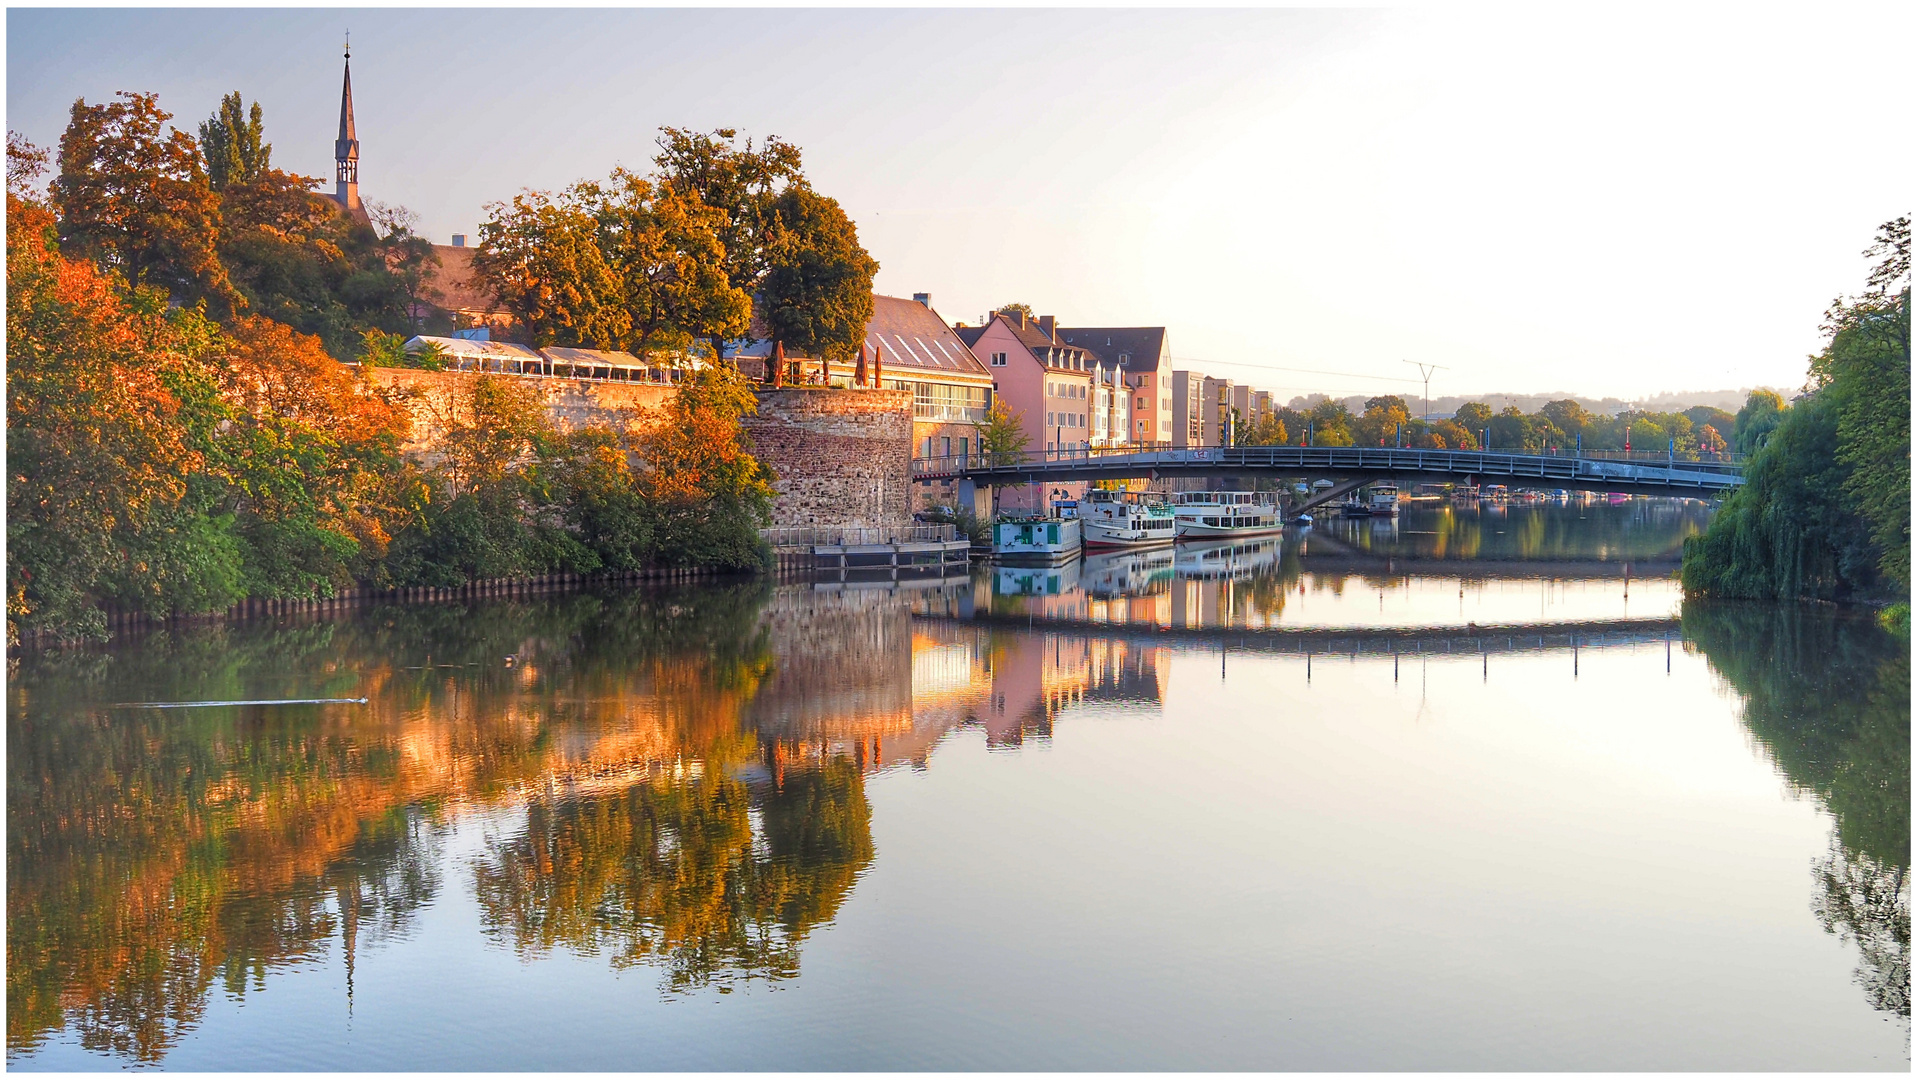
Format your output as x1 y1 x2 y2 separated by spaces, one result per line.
1082 489 1178 549
1172 491 1284 540
1292 512 1314 526
991 515 1082 565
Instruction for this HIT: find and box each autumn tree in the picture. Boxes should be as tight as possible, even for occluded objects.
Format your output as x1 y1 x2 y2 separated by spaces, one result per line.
634 365 776 569
7 190 227 639
198 91 272 190
473 185 627 348
52 91 239 314
580 168 750 363
7 129 48 200
653 127 807 359
756 188 879 364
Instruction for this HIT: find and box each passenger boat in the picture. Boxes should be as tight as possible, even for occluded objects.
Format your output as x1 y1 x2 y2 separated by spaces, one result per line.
1171 491 1285 540
1174 537 1281 581
991 516 1082 565
1080 547 1176 598
1081 489 1178 549
1369 482 1401 516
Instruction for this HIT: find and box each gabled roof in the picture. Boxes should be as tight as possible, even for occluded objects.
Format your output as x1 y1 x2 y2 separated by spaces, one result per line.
958 312 1100 370
1056 327 1167 371
422 245 498 315
726 294 992 382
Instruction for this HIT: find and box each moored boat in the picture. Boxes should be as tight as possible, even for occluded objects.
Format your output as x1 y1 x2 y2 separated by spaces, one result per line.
1174 536 1281 581
991 516 1082 565
1173 491 1284 539
1369 482 1401 516
1082 489 1178 549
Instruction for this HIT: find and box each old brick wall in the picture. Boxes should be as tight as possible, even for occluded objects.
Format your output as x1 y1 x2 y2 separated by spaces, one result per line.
743 388 913 530
364 368 675 458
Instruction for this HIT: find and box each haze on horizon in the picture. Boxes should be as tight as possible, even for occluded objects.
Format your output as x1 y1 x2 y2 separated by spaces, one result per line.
8 7 1909 403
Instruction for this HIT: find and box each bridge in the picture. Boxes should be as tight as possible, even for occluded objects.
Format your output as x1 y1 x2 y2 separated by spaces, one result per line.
916 446 1742 514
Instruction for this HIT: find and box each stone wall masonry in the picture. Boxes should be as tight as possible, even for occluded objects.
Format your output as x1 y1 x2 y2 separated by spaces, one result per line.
361 371 912 534
363 367 676 458
742 388 913 531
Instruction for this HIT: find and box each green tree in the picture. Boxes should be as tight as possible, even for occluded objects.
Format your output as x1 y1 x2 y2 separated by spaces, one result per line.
653 127 806 361
973 398 1031 467
197 91 271 190
1540 399 1592 440
996 302 1035 320
1454 401 1492 433
1812 215 1910 592
1733 389 1788 455
756 188 879 364
52 91 239 315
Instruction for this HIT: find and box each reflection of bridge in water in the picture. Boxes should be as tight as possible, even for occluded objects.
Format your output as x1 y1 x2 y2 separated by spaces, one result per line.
914 610 1681 659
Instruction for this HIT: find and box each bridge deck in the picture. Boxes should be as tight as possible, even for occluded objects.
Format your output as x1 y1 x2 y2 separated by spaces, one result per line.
917 446 1742 496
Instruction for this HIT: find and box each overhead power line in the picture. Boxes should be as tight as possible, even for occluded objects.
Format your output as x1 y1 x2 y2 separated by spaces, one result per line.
1164 355 1422 384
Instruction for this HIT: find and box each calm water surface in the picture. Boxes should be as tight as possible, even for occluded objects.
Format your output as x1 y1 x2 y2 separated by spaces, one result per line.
8 500 1909 1069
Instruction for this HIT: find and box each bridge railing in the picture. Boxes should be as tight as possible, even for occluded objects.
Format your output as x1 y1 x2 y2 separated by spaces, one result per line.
911 445 1744 477
762 523 959 549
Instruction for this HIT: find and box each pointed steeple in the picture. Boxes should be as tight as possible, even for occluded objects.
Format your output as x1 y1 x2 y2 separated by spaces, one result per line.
333 34 360 212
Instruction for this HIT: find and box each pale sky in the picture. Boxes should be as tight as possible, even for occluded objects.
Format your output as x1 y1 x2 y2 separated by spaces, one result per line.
8 6 1910 401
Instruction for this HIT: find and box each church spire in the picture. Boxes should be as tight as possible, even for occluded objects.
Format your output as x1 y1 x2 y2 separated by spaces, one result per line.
333 33 360 212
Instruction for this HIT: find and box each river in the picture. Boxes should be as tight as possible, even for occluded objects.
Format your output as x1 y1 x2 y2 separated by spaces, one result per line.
7 499 1908 1069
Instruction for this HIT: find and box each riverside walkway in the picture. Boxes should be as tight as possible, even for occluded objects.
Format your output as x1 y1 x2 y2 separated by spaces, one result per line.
917 445 1743 511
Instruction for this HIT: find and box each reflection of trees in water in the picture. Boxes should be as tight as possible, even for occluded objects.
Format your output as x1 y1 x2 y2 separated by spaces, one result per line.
1683 600 1909 1017
6 581 781 1061
472 756 873 993
1326 501 1710 562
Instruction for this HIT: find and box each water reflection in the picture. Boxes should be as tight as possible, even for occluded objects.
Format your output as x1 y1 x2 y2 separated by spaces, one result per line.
1683 601 1911 1018
7 505 1909 1065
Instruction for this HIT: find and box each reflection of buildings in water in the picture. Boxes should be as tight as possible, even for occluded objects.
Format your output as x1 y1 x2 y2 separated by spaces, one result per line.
969 630 1168 748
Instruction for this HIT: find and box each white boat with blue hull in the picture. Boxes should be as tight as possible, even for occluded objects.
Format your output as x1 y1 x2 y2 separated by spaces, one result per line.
1082 489 1178 549
1172 491 1285 540
991 516 1082 565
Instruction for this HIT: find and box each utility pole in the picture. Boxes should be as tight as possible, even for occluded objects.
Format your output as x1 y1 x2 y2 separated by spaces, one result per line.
1404 360 1449 422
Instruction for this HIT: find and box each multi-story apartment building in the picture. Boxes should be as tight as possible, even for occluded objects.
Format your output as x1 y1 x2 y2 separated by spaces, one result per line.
1169 370 1208 447
1055 327 1172 447
958 311 1098 512
1202 376 1236 445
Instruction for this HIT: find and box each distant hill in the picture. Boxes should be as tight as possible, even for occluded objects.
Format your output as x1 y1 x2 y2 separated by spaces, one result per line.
1285 388 1790 419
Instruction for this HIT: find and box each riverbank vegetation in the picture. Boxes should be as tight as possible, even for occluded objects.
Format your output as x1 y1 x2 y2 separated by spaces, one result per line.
1682 218 1910 608
7 94 800 644
1239 392 1739 457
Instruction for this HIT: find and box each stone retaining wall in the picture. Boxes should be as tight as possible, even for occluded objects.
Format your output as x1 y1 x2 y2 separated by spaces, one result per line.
742 388 913 530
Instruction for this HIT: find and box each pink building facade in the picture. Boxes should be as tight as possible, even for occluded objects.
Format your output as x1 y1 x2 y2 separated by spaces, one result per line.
958 311 1098 514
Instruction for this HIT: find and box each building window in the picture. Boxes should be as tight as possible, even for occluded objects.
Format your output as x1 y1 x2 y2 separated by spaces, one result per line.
1048 411 1055 426
941 436 951 457
1119 353 1130 364
991 352 1007 366
959 437 969 460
